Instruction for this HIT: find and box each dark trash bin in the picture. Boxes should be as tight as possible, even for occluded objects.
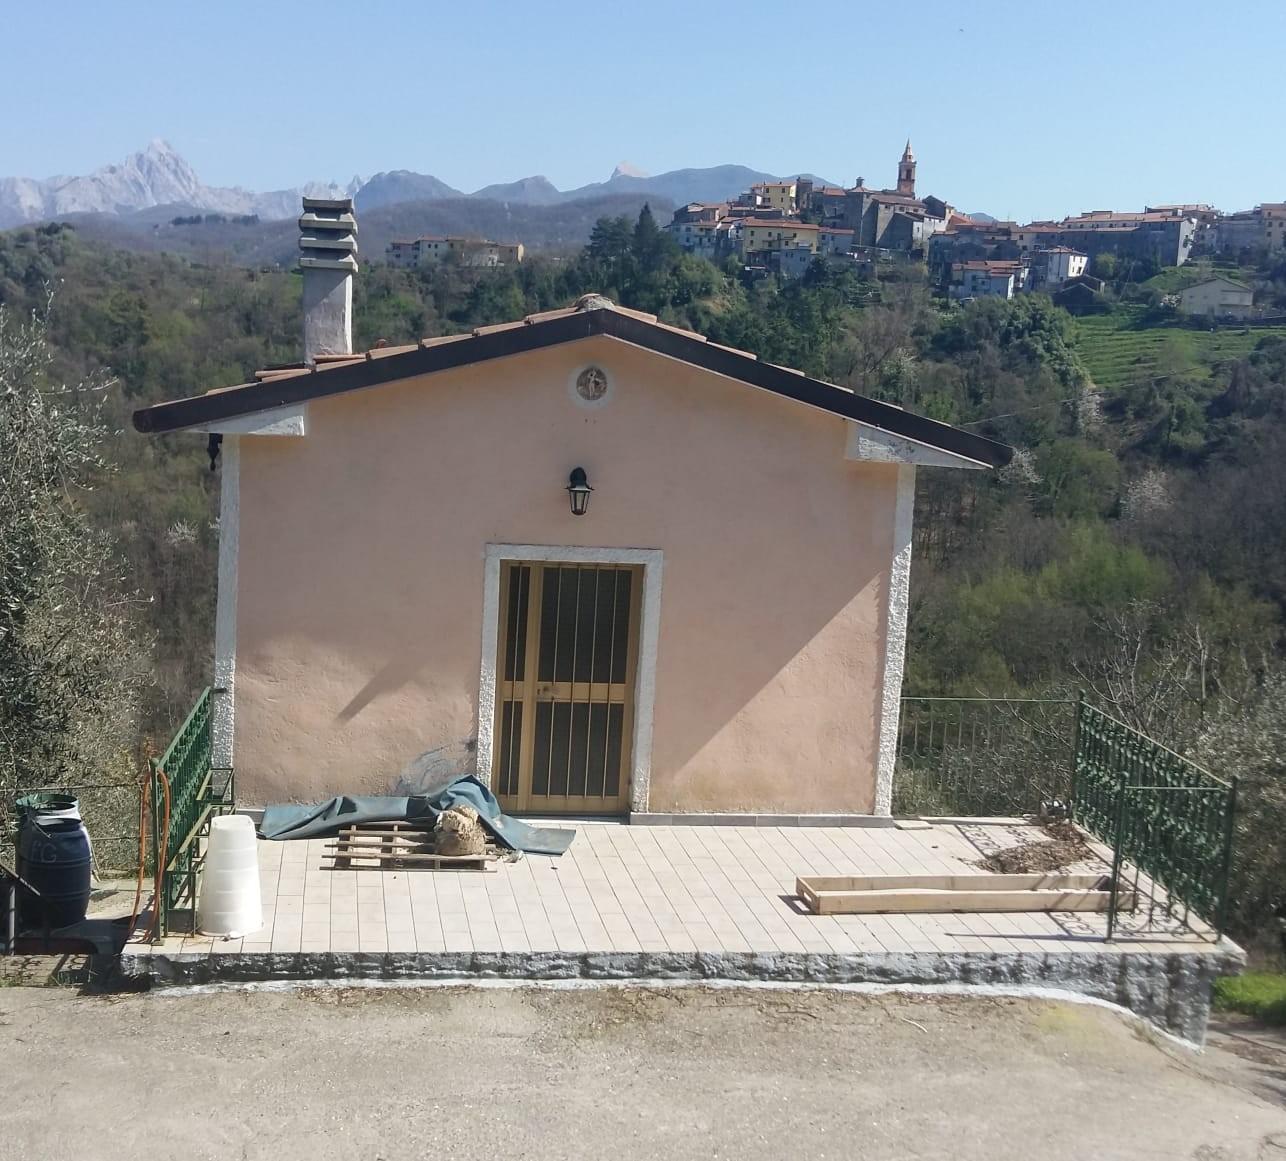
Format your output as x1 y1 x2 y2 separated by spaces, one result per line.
15 794 92 930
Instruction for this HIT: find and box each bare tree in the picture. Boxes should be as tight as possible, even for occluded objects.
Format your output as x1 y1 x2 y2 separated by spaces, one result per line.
1194 672 1286 944
832 286 931 401
1072 602 1262 742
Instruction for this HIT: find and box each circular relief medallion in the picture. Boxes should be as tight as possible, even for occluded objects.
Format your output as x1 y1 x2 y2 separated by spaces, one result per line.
575 365 609 402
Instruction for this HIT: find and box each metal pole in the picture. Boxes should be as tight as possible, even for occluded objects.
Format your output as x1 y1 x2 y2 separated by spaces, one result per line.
1214 777 1238 940
1068 691 1085 820
2 874 14 955
1107 773 1129 942
149 759 162 942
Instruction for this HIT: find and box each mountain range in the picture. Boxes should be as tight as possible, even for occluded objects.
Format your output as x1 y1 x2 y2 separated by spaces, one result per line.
0 140 797 230
0 139 361 229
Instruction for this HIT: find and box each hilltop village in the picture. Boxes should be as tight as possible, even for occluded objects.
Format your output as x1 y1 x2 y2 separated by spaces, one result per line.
662 143 1286 316
373 142 1284 321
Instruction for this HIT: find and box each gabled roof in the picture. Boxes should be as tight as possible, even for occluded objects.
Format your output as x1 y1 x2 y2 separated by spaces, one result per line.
132 297 1011 468
1180 276 1251 292
1052 274 1104 294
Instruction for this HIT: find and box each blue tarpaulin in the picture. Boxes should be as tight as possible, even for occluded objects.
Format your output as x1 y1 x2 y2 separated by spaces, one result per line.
257 774 575 856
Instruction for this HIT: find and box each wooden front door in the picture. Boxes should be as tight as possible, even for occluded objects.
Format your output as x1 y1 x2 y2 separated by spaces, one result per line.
494 561 641 816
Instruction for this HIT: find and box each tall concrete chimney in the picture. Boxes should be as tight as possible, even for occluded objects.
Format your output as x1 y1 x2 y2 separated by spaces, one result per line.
298 197 358 363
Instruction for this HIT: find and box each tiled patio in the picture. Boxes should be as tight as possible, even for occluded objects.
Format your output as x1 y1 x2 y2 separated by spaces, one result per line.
124 819 1217 960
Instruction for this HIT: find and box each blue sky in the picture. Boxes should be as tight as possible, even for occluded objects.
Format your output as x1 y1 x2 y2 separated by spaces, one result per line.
5 0 1284 221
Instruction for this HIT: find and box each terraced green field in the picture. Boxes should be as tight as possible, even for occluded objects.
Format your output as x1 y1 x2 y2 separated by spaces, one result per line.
1073 307 1286 389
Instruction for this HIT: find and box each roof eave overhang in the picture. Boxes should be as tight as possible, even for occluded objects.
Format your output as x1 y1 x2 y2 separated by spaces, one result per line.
594 310 1010 467
131 308 602 436
132 307 1012 469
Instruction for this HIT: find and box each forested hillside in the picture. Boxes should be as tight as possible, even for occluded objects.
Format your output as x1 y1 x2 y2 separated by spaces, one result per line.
57 190 677 267
3 212 1285 938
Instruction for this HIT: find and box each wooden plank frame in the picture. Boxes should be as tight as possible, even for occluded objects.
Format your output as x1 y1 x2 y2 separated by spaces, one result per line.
796 873 1135 916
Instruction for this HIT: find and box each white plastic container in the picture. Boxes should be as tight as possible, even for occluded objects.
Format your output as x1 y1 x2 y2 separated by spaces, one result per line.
197 814 263 938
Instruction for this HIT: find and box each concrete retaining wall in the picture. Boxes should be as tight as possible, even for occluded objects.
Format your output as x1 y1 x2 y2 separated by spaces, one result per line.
119 946 1241 1044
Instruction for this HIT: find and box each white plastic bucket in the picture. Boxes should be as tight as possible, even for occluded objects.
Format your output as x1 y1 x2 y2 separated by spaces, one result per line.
197 814 263 938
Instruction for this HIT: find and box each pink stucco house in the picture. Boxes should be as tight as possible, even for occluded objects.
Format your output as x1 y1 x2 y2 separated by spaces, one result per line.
134 199 1009 820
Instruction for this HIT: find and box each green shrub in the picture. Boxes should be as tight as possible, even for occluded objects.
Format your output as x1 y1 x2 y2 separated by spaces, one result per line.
1213 973 1286 1024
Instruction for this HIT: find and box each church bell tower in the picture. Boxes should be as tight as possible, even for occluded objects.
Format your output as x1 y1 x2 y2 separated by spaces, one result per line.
897 140 916 196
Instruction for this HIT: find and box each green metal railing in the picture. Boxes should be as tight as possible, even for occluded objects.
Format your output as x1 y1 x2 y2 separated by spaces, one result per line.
893 697 1077 817
150 687 234 939
893 694 1237 939
1071 700 1236 938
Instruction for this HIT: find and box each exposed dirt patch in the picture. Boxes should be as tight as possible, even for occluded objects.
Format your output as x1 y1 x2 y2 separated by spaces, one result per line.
980 820 1094 874
3 985 1283 1160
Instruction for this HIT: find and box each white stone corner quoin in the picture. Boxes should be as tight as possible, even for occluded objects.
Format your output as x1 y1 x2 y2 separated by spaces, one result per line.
475 544 664 814
185 402 308 438
873 464 916 816
844 420 989 470
212 435 240 771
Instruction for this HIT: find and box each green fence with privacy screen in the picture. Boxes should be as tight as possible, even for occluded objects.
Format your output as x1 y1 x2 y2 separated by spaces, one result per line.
893 698 1077 818
1071 700 1236 939
894 695 1236 939
150 687 234 939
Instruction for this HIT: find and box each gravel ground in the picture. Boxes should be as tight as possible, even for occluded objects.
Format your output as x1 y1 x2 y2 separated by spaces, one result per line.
2 984 1284 1161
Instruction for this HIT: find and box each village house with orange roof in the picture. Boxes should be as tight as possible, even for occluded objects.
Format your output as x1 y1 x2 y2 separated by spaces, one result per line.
387 235 524 270
665 142 952 276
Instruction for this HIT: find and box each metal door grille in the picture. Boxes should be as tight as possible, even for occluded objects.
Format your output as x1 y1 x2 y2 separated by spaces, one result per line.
495 561 640 814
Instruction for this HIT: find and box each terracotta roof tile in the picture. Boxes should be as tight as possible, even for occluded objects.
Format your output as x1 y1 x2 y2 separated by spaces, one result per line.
253 367 312 383
651 320 706 341
246 300 689 400
610 305 660 325
705 340 760 360
471 320 528 337
521 307 580 325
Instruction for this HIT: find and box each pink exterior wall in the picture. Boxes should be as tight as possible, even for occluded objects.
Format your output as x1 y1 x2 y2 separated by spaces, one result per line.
232 335 899 813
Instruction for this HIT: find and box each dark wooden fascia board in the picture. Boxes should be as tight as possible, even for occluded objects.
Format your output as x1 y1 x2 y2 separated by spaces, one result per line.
132 309 604 434
132 306 1011 467
597 310 1011 467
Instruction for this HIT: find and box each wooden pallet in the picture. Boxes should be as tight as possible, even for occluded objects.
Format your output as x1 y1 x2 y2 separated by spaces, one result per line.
796 873 1134 916
322 822 500 872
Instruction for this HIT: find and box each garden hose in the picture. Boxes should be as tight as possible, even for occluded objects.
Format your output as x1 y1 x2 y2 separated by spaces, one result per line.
126 767 170 944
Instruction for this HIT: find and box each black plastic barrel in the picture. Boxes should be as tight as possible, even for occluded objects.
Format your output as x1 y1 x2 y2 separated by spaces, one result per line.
16 794 92 930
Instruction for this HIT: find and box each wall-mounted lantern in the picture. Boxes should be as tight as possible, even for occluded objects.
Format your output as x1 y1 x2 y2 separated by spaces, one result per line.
566 467 593 516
